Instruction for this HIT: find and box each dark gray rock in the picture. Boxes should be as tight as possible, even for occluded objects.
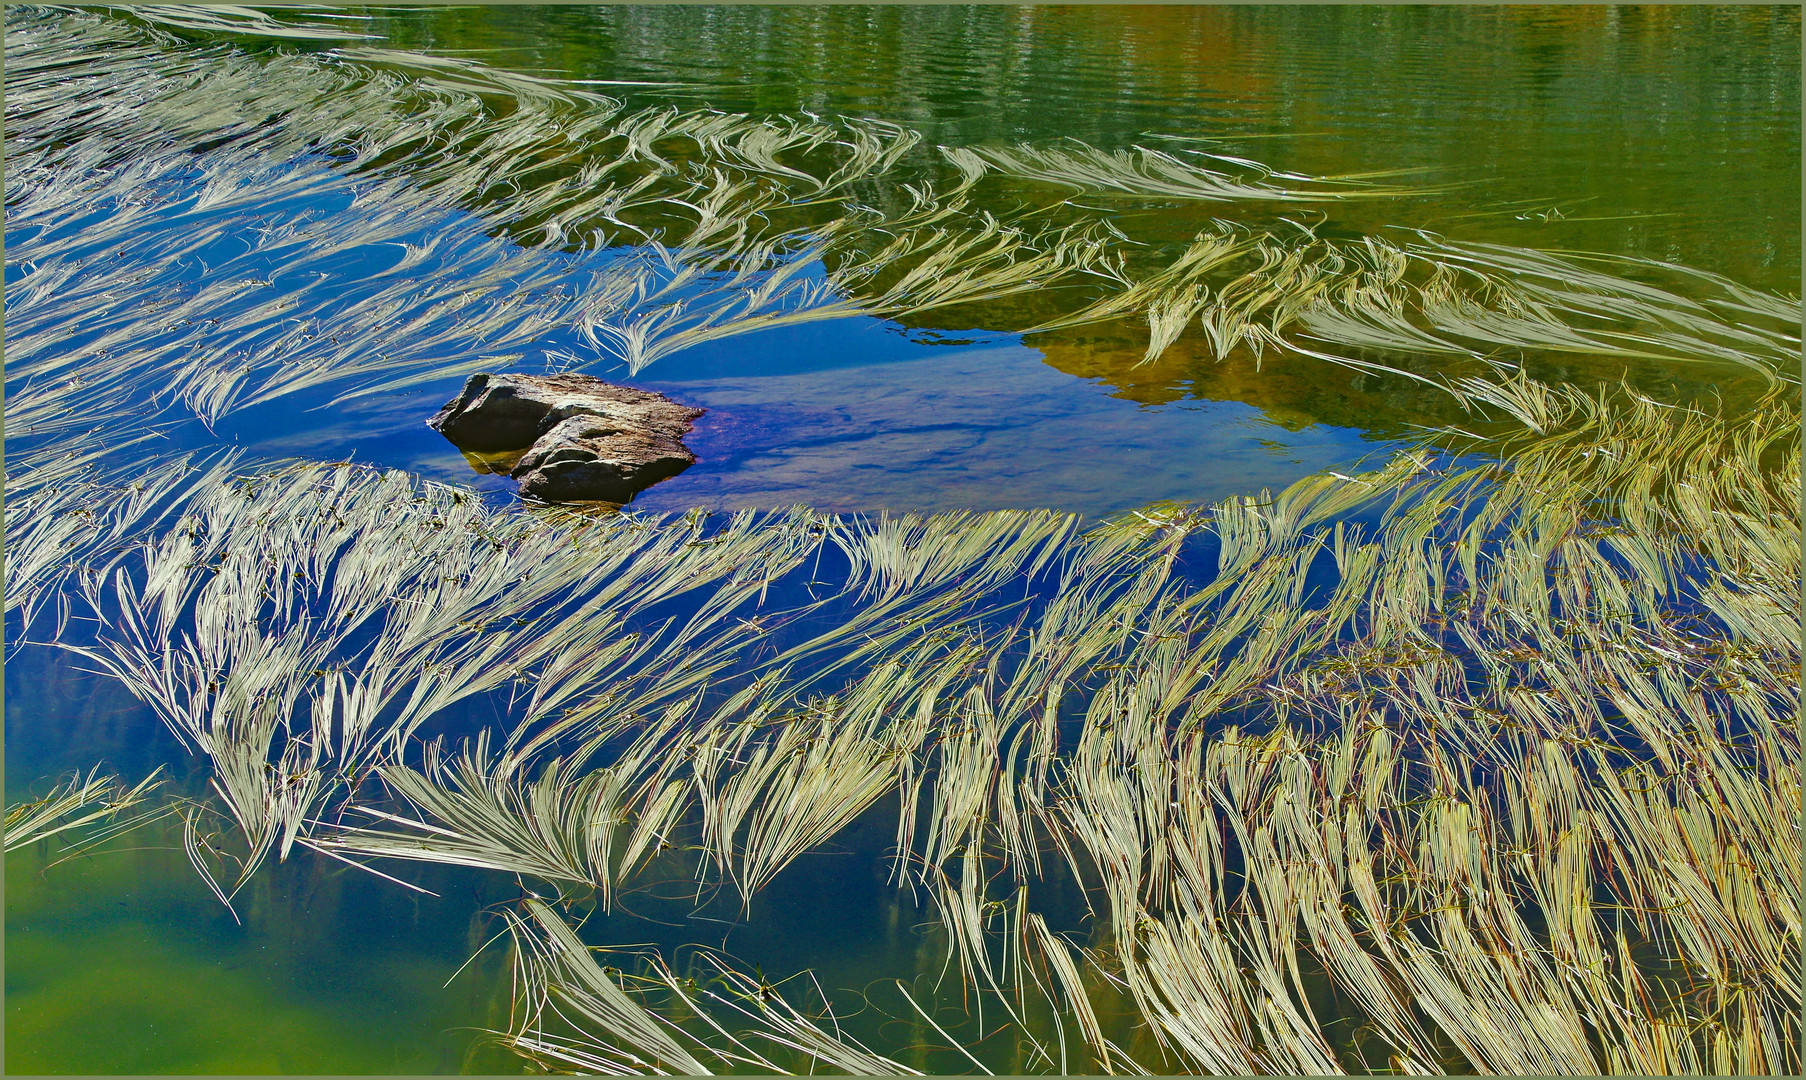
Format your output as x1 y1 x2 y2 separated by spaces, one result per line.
429 372 703 502
511 416 698 503
429 372 702 450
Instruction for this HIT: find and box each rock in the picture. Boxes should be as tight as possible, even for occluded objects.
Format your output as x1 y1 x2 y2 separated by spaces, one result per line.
511 416 699 503
430 372 702 450
429 372 704 502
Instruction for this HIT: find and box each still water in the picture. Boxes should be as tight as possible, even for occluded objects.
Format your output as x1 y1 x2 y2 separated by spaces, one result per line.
6 4 1799 1074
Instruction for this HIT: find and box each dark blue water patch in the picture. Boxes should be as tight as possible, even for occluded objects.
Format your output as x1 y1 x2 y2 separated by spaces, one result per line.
204 374 524 502
205 309 988 500
617 311 987 382
3 642 189 797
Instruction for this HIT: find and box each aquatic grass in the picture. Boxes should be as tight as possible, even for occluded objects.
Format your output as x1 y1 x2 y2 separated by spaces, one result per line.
318 727 693 907
51 463 825 885
10 6 1801 1073
3 143 604 430
38 447 1104 909
3 766 168 853
504 898 718 1076
2 448 241 642
503 898 932 1075
1023 221 1802 381
22 3 1794 442
116 4 381 42
570 208 1124 374
10 4 1796 618
709 682 908 898
21 373 1797 1074
947 141 1416 204
512 375 1790 1074
13 338 1796 1073
9 14 1116 433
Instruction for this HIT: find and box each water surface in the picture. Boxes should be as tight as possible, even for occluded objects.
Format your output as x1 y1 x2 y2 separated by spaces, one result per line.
6 4 1798 1074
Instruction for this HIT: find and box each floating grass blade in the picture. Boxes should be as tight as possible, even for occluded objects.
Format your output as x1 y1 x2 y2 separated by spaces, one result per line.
3 766 166 852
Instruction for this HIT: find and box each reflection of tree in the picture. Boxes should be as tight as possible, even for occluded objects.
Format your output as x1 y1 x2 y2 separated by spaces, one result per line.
362 3 1802 294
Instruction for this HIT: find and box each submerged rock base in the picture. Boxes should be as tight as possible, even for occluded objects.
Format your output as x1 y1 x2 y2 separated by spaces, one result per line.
429 372 704 503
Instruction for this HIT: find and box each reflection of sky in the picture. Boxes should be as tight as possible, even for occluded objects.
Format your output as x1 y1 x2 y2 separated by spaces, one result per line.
38 152 1394 520
220 329 1393 520
218 315 1394 520
633 334 1391 517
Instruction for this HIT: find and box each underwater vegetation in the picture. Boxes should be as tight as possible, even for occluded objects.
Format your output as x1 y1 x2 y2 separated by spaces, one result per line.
5 6 1800 1075
3 765 168 855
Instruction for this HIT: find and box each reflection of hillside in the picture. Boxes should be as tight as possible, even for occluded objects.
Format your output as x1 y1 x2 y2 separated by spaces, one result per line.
1028 321 1475 438
1021 318 1780 442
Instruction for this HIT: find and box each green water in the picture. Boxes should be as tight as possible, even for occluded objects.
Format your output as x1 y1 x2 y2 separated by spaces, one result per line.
6 4 1799 1074
360 4 1798 290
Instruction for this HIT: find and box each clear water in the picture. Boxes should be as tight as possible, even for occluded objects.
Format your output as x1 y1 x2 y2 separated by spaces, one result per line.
6 4 1799 1074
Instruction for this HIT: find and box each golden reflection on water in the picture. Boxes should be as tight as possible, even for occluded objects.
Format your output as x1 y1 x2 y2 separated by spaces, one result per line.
1025 319 1782 436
